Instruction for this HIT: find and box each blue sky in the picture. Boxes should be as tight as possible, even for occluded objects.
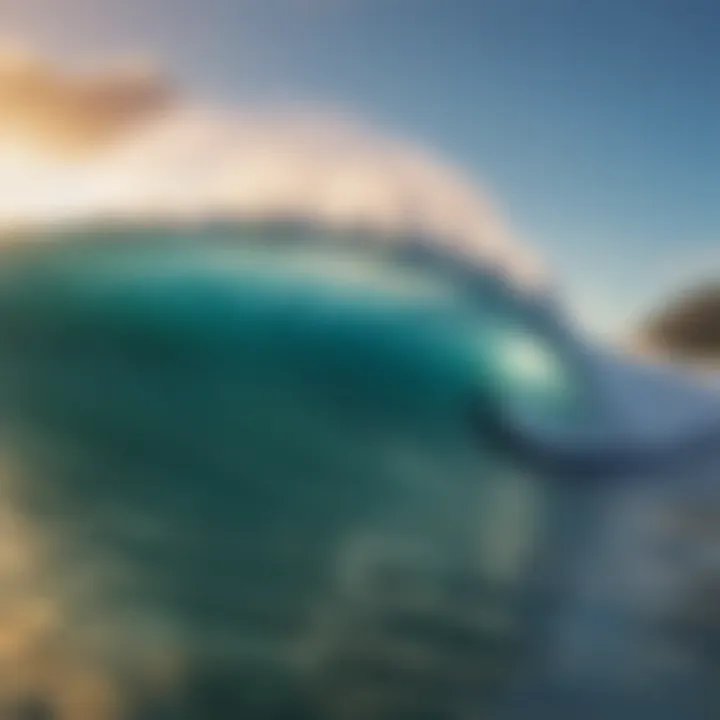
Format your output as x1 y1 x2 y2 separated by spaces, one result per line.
2 0 718 337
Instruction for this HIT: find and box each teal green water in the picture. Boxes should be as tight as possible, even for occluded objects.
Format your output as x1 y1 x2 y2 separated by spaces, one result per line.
0 224 590 718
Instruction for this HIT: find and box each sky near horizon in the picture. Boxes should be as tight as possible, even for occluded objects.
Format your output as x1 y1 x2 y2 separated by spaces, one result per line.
1 0 718 338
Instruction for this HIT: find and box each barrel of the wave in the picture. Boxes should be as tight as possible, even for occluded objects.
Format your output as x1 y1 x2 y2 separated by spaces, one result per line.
0 223 587 720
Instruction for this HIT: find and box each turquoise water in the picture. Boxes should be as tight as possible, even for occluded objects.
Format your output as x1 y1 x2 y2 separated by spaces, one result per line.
0 223 591 719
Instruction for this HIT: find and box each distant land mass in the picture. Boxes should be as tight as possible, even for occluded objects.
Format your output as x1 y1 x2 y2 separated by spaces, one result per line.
638 282 720 368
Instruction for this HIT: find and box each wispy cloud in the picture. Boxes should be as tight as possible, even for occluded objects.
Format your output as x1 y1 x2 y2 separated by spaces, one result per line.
0 41 174 156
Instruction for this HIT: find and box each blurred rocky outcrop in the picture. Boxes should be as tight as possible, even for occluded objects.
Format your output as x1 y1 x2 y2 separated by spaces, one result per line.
638 283 720 368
